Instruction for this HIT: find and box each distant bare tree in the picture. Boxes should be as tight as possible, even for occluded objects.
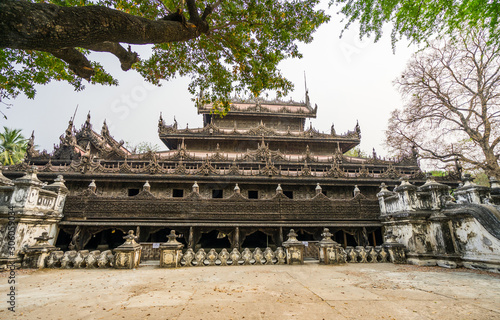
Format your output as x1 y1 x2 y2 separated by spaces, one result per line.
386 30 500 179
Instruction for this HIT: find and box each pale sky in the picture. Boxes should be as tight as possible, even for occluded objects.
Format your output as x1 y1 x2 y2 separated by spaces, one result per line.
1 6 417 157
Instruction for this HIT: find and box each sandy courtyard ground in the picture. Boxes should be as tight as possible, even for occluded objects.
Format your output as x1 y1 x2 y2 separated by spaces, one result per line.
1 263 499 320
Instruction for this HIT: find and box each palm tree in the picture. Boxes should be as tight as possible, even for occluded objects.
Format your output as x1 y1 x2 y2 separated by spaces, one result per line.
0 127 27 165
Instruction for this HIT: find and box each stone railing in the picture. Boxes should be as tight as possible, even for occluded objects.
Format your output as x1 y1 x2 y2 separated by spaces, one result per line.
22 230 141 270
179 247 287 267
42 250 115 269
344 246 390 263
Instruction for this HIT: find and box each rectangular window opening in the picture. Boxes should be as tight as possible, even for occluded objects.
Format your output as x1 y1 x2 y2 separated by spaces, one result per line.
212 189 223 198
248 190 259 199
128 188 140 197
283 191 293 199
172 189 184 198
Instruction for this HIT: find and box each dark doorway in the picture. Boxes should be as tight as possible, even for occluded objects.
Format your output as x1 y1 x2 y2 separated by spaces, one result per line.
371 228 384 246
146 228 187 245
85 229 125 250
296 229 315 241
242 231 274 248
55 229 72 251
199 230 231 248
342 230 358 248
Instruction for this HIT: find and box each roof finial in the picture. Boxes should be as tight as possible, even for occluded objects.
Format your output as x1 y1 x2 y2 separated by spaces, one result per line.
71 104 79 124
304 71 310 107
304 71 308 92
84 111 91 129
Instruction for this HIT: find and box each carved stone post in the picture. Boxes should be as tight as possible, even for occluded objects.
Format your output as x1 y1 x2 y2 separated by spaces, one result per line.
22 232 58 269
282 229 305 265
490 177 500 205
418 173 450 210
394 177 418 211
376 183 396 216
318 228 336 264
382 230 407 264
159 230 184 268
114 230 142 269
454 174 491 204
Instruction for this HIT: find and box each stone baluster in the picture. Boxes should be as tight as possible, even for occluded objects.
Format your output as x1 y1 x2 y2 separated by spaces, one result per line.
252 248 263 265
275 247 286 265
194 248 206 266
229 248 241 266
241 248 253 265
219 248 230 266
206 249 218 266
263 247 275 265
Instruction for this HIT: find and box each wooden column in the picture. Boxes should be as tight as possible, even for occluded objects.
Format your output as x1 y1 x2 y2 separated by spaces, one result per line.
187 227 194 249
233 227 240 249
278 227 283 246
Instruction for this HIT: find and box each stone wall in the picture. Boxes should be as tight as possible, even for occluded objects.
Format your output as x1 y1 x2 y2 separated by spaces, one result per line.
0 167 68 267
377 174 500 272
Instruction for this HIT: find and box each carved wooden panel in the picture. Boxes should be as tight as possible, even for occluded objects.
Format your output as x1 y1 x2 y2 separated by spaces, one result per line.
140 243 161 260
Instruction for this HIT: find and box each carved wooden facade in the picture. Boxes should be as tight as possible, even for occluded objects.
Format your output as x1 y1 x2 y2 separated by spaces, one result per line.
4 97 460 256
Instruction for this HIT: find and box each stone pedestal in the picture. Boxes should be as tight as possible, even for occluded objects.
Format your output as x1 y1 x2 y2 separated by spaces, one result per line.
22 232 58 269
114 230 142 269
319 228 341 265
282 229 305 265
382 231 407 264
159 230 184 268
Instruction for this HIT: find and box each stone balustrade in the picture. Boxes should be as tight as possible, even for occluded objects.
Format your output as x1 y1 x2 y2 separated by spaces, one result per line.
180 247 287 267
344 246 390 263
44 249 115 269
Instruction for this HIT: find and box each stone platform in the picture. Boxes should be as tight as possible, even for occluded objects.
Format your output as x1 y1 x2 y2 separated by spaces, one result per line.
1 263 499 319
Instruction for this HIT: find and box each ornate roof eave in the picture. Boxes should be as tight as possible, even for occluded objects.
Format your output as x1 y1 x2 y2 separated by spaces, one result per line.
197 109 317 119
159 132 361 143
197 99 317 118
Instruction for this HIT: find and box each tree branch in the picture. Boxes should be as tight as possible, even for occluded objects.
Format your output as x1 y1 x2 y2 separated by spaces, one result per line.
48 48 94 80
83 42 139 71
